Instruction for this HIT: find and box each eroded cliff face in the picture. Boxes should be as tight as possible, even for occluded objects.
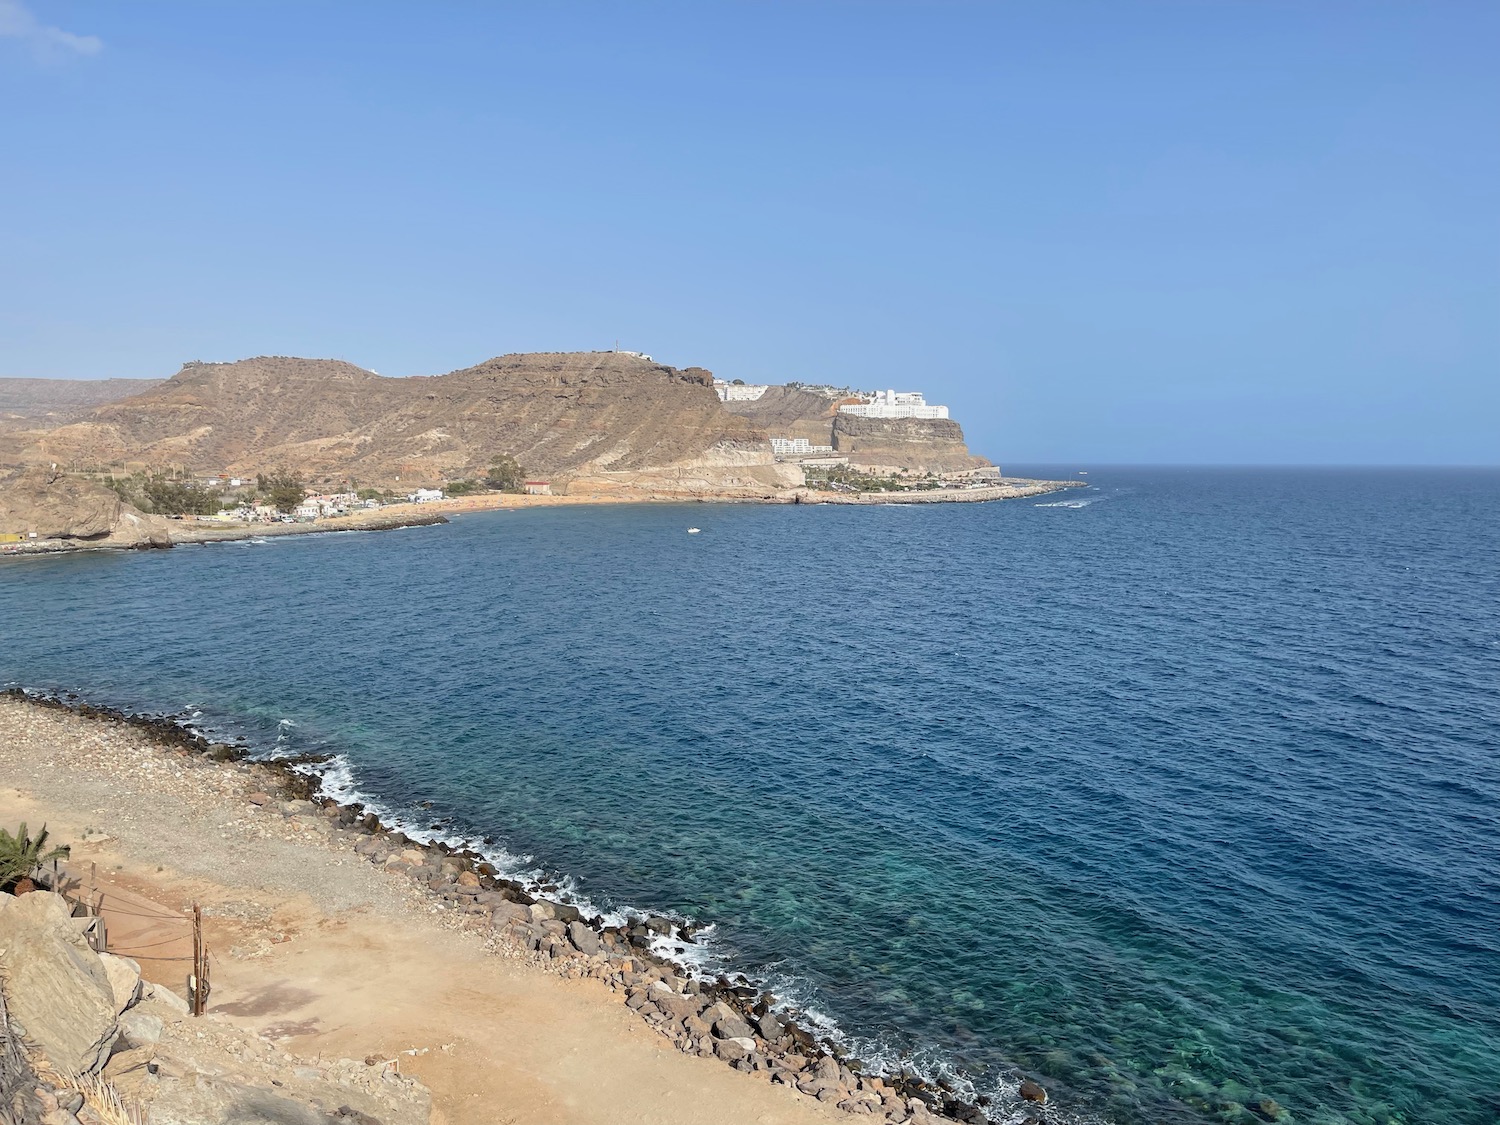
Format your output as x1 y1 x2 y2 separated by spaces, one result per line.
831 414 989 474
0 465 171 547
717 386 846 447
5 353 790 491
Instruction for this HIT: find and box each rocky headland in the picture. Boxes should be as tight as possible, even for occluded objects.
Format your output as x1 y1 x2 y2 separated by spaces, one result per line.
0 353 1082 553
0 466 172 552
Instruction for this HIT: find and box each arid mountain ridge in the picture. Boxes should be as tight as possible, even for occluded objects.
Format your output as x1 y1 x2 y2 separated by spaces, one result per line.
0 377 165 425
0 351 988 492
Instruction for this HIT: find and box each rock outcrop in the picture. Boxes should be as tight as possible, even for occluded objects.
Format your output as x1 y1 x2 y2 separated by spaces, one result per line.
0 891 430 1125
0 890 119 1077
0 465 172 548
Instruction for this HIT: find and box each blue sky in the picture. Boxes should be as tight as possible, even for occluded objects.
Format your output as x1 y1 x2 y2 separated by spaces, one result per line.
2 2 1495 464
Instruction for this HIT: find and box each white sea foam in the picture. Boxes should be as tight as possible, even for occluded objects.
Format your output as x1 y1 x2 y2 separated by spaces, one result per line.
1034 497 1101 509
21 685 1107 1125
93 693 1092 1124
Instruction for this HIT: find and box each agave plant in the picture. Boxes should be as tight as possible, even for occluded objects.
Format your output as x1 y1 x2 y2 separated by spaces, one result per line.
0 822 70 894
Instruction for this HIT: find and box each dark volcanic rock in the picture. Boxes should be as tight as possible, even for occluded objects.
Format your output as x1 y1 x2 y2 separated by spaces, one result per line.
1018 1079 1048 1104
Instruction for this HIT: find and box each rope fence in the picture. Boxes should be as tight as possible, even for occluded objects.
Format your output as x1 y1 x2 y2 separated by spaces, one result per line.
39 860 211 1015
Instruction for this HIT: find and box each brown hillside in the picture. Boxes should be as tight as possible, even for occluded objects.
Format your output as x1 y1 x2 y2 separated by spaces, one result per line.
718 385 843 447
6 352 783 489
0 377 165 425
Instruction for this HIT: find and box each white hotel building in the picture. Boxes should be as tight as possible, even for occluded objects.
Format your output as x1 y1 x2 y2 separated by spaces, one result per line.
714 381 770 403
770 437 834 457
838 390 949 420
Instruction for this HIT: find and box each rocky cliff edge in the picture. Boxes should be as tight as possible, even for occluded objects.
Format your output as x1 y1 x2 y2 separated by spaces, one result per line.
0 466 172 550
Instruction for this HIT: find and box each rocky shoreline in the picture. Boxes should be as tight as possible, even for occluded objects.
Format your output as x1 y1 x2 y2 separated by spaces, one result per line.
3 688 1054 1125
0 510 451 556
799 479 1086 504
1 477 1085 557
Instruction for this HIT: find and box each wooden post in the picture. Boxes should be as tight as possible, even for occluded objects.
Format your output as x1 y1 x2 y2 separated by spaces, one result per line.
191 904 204 1016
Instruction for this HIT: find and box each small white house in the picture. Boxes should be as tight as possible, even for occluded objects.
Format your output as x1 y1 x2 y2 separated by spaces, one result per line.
409 488 444 503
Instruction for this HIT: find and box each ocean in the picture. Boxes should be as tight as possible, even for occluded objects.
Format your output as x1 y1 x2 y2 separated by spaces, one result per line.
3 467 1497 1125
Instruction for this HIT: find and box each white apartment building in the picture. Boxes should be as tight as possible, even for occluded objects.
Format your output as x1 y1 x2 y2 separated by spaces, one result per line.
838 389 950 420
770 437 834 457
714 381 770 403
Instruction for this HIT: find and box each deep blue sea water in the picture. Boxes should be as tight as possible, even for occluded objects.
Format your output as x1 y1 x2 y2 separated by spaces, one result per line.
3 467 1498 1125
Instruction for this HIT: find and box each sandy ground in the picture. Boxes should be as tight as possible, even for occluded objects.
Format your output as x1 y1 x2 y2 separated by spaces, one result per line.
0 696 848 1125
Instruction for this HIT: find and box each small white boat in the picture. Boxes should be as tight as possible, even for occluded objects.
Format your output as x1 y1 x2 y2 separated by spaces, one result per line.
687 527 701 534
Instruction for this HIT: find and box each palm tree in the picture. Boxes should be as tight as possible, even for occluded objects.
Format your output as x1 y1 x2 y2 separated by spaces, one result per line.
0 823 70 894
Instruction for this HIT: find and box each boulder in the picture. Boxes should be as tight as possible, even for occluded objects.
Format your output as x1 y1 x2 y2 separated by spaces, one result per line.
490 902 529 929
1018 1079 1048 1104
567 921 601 956
712 1014 756 1040
141 981 190 1016
0 891 118 1075
754 1012 783 1040
655 993 701 1022
96 952 142 1014
103 1043 156 1102
713 1036 756 1063
117 1008 164 1049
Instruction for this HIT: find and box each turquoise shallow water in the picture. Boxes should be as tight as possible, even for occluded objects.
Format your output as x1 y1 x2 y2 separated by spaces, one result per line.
3 467 1498 1125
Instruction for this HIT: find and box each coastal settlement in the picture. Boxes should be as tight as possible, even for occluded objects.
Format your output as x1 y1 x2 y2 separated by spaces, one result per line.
0 351 1083 554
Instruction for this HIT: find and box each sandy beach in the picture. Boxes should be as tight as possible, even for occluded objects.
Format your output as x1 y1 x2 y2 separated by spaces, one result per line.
0 694 886 1125
163 477 1085 543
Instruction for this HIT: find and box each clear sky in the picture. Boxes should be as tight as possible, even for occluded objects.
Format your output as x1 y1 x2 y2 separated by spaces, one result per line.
3 2 1496 464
